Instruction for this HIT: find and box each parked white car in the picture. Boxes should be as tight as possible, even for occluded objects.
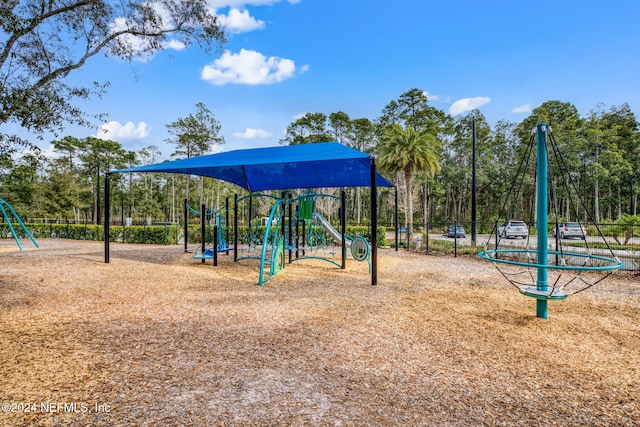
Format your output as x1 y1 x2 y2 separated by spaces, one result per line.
498 220 528 239
552 222 587 240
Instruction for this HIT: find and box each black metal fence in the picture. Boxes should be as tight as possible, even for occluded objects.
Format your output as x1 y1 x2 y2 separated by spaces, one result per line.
389 221 640 271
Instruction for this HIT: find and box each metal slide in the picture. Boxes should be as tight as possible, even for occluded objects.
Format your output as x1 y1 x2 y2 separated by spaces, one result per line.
312 212 351 247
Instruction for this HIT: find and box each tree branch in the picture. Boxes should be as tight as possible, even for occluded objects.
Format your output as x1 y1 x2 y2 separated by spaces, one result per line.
0 1 92 69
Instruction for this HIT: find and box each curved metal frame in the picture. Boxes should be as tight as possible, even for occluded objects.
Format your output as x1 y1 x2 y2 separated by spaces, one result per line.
477 249 623 271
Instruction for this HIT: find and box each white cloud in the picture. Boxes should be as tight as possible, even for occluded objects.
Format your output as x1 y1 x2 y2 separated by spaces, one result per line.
448 97 491 115
233 128 273 139
201 49 297 85
208 145 224 155
218 8 265 33
96 121 151 141
41 143 61 160
424 91 439 101
164 39 186 51
512 103 532 114
209 0 299 7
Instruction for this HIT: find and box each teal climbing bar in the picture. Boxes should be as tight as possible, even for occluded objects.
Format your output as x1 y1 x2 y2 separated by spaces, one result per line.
536 123 549 319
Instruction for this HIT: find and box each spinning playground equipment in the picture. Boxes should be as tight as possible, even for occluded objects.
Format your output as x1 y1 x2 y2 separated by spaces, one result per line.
478 123 622 319
0 198 39 250
233 191 371 286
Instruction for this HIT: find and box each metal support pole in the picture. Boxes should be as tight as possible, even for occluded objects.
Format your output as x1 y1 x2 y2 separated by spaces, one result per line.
295 205 300 259
288 193 293 264
454 219 458 257
536 123 550 319
370 157 378 286
184 198 188 252
249 193 253 228
201 204 206 264
471 119 477 247
104 173 111 263
234 194 238 262
213 225 218 267
225 197 230 256
425 221 429 254
341 189 346 269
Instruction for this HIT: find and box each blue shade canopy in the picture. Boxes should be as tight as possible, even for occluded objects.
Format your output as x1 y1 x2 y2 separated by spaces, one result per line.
112 142 393 191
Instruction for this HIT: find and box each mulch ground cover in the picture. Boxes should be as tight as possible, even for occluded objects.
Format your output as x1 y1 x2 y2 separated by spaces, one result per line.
1 239 638 426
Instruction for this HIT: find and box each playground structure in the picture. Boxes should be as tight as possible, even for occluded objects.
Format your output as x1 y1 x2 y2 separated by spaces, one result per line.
0 198 39 250
236 191 370 286
186 201 233 262
105 143 395 286
478 123 622 319
186 190 371 286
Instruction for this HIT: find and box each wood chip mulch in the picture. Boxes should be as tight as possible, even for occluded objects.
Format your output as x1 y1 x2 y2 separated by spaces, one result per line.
0 239 638 426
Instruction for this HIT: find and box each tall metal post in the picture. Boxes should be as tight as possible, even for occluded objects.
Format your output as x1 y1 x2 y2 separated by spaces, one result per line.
536 123 550 319
233 194 238 262
184 198 188 252
370 157 378 286
213 225 218 267
225 196 230 256
454 219 458 257
341 189 346 269
288 193 293 264
104 173 111 263
201 204 206 264
471 119 477 247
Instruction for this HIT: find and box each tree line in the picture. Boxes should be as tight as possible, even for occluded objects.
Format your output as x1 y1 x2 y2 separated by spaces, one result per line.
1 88 639 231
2 2 638 231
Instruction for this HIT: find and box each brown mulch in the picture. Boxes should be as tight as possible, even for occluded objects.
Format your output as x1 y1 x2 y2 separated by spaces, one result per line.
0 239 638 426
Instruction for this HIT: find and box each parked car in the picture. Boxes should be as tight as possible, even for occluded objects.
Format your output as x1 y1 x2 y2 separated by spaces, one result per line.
498 220 528 239
446 225 466 238
552 222 587 240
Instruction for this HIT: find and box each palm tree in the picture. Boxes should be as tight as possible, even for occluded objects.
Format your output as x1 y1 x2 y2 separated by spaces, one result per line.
377 124 441 233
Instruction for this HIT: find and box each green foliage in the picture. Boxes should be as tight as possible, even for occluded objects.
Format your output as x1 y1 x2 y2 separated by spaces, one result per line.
345 226 387 247
423 239 479 256
609 215 640 244
378 123 441 229
280 112 335 145
0 223 179 244
1 0 225 155
111 225 179 245
166 102 224 158
1 85 639 236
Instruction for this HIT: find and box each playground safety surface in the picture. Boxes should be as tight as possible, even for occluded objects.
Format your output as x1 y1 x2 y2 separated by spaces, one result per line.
1 239 638 426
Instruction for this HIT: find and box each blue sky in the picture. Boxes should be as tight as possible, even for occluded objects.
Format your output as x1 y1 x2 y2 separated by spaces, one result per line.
27 0 640 160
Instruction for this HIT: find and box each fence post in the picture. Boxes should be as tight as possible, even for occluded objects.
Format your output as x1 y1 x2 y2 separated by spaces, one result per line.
425 221 429 254
454 220 458 258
